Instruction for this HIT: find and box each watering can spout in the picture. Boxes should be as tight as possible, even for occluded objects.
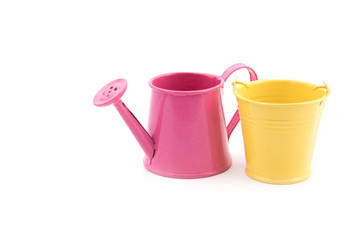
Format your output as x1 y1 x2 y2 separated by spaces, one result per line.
114 101 155 159
93 79 155 159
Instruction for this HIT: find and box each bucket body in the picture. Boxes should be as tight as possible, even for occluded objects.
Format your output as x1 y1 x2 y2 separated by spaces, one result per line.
144 72 231 178
233 80 329 184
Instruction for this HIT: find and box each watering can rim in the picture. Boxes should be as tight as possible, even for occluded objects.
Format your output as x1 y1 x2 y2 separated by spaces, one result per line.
149 72 224 96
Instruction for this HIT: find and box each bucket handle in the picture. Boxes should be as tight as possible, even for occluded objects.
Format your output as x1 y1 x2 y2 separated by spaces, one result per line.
221 63 258 139
313 81 330 97
232 79 249 88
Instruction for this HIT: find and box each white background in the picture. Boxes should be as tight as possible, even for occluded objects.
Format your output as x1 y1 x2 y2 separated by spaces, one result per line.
1 0 359 239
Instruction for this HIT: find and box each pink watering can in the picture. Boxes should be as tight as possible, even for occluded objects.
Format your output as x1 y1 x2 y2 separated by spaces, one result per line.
93 63 257 178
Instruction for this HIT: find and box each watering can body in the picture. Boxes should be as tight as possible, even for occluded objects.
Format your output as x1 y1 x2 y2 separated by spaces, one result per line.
144 73 232 178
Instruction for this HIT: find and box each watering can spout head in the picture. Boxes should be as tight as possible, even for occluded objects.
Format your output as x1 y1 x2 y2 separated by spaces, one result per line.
93 79 155 159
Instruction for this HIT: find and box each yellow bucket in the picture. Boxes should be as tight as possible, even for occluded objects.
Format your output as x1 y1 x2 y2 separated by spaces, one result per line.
232 79 330 184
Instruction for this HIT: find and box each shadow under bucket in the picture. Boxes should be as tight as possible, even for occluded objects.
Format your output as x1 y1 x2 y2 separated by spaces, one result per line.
233 79 330 184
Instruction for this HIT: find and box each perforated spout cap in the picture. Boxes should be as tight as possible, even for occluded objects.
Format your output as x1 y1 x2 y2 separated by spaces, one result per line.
93 79 127 107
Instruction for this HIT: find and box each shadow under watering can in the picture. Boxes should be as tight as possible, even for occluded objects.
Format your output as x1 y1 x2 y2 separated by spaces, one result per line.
94 63 258 178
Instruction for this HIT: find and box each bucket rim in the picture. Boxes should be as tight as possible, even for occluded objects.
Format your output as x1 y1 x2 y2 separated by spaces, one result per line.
233 79 329 106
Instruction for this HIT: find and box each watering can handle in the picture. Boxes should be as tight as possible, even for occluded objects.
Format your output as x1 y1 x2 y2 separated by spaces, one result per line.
221 63 258 139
